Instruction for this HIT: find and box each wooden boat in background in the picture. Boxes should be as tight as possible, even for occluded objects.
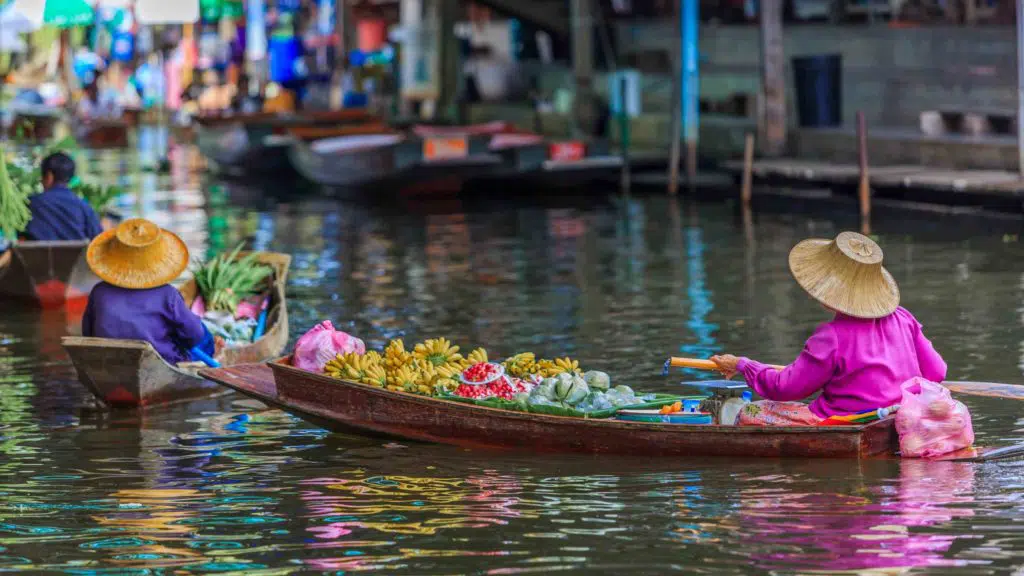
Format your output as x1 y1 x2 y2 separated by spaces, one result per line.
76 120 130 148
476 137 625 191
289 132 409 188
196 109 377 178
200 358 899 459
62 252 291 408
4 108 62 141
0 240 99 309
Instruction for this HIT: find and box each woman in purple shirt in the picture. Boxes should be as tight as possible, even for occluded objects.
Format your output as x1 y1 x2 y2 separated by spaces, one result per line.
81 218 216 365
711 232 947 426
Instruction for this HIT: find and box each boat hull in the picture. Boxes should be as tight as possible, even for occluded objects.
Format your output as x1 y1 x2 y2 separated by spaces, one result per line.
201 360 899 459
62 252 291 408
76 121 130 148
0 241 99 309
196 110 378 178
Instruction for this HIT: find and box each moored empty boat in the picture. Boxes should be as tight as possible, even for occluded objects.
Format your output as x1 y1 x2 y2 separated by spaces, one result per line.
62 252 291 408
196 110 377 177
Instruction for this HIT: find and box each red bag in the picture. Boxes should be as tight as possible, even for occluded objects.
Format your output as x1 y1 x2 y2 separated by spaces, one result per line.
293 321 365 373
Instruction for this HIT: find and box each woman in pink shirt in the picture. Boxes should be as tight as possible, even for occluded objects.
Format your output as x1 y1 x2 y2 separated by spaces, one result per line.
711 232 947 426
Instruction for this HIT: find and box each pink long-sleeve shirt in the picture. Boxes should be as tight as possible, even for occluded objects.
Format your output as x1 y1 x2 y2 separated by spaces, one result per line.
737 307 947 418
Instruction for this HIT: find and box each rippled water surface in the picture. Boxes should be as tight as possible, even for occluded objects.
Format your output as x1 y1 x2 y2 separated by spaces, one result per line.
1 143 1024 574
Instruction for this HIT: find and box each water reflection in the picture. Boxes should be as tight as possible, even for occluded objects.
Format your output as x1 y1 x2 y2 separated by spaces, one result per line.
0 147 1022 572
738 460 977 572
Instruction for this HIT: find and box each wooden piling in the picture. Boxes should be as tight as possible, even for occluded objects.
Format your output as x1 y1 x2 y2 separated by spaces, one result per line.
760 0 787 157
619 76 632 193
740 133 754 210
857 111 871 233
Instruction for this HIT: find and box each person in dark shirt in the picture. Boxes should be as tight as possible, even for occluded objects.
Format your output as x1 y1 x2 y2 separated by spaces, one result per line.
82 218 217 365
22 152 103 242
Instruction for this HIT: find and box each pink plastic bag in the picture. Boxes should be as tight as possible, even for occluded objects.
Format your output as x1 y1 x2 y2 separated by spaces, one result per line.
293 321 366 373
895 377 974 458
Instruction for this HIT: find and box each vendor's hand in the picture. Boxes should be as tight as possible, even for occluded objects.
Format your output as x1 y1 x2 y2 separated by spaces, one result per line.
214 336 226 355
710 354 740 380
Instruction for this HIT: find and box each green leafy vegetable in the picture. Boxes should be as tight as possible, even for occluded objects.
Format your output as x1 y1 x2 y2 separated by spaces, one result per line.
192 244 273 314
72 182 123 214
0 147 31 239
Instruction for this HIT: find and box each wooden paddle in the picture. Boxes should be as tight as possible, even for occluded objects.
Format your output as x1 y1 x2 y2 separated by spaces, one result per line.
668 357 1024 401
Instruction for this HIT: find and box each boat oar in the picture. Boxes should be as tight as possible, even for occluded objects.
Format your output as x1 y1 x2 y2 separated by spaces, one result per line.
943 381 1024 401
667 357 1024 402
190 346 221 368
252 297 269 342
663 357 786 375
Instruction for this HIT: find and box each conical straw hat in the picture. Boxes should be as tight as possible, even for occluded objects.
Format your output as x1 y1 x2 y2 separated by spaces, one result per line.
87 219 189 290
788 231 900 319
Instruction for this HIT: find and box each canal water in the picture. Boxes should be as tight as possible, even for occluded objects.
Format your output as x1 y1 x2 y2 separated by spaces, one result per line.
1 145 1023 574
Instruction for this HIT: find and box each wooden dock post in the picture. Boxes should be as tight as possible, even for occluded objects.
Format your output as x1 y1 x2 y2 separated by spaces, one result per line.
618 76 632 193
667 0 682 195
570 0 595 137
1017 0 1024 177
760 0 787 157
857 111 871 233
740 133 754 210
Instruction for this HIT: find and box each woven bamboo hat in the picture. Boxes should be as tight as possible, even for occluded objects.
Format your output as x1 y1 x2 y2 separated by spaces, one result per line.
788 231 900 319
87 219 189 290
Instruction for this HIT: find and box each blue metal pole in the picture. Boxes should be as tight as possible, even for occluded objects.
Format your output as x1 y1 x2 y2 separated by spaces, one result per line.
680 0 700 177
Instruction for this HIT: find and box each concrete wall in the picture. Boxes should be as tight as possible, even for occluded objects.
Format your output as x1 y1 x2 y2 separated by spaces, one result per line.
614 22 1018 127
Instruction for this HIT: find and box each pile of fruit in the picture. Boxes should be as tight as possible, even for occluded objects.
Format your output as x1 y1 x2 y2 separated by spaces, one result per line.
526 371 649 412
324 337 486 396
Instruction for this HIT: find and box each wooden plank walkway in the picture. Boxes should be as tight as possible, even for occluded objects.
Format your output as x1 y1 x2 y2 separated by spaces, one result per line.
721 159 1024 195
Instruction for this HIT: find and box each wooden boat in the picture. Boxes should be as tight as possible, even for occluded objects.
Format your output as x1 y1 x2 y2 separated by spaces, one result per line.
289 132 409 188
4 108 62 141
199 359 898 458
61 252 291 409
0 240 99 309
75 120 130 148
196 110 378 178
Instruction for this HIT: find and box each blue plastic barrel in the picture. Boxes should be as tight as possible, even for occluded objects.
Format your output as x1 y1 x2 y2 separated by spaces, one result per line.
791 54 842 128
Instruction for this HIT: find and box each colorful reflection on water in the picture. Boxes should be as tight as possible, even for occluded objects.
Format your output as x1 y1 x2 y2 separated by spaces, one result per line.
0 143 1021 572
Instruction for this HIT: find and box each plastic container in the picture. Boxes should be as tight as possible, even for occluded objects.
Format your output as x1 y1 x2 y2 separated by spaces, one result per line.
719 390 752 426
792 54 842 128
617 410 713 425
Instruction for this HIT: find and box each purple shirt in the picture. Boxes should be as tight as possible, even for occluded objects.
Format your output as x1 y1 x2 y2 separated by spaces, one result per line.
82 282 207 365
737 307 947 418
23 186 103 242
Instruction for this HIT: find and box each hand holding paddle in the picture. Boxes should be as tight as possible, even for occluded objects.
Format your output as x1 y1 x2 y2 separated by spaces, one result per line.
665 356 787 379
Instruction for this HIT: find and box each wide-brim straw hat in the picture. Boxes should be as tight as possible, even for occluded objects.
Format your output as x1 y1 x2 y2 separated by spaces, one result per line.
788 231 900 319
87 218 189 290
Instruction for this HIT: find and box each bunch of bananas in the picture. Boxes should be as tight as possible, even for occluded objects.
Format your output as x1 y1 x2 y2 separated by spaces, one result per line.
502 353 583 378
325 337 485 397
467 347 488 365
547 357 581 376
413 337 464 370
502 352 538 378
323 348 385 383
387 365 430 395
384 339 413 372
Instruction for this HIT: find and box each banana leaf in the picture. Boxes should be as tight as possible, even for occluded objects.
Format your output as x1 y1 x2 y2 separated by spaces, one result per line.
441 393 701 419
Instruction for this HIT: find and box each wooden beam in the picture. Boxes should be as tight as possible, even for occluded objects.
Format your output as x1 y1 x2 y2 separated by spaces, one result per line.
760 0 787 157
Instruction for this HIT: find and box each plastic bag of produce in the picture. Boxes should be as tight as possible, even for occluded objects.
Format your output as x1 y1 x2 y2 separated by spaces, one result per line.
556 375 590 405
895 377 974 459
584 371 610 391
533 378 558 401
293 321 366 373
